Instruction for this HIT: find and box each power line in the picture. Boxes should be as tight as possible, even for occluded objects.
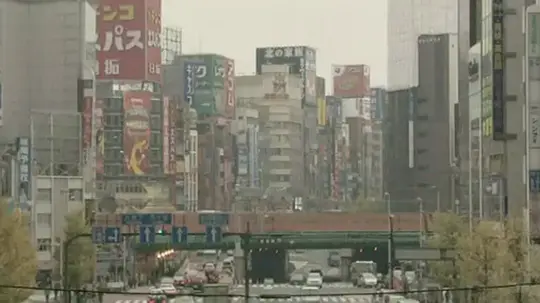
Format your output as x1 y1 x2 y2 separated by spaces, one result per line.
1 282 540 297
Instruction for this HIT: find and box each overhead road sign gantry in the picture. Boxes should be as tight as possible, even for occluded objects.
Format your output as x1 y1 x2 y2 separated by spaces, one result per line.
122 213 172 225
206 226 222 243
199 212 229 226
395 248 456 260
172 226 188 244
140 226 156 244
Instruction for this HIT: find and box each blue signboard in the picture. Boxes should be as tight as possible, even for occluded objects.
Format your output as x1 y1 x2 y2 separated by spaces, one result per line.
530 170 540 193
121 213 172 225
205 226 222 243
172 226 189 244
139 226 156 244
104 227 122 243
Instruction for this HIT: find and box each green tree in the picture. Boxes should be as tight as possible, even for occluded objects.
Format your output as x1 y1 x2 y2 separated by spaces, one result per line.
0 199 38 303
60 211 96 288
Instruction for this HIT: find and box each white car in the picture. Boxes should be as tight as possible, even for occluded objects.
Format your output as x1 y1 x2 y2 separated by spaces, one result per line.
305 273 323 288
160 283 179 296
357 272 378 287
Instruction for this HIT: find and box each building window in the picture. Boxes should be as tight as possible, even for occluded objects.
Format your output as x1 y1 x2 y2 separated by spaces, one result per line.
151 115 161 130
37 214 51 227
104 97 122 111
104 114 123 127
37 238 52 252
152 99 161 114
68 189 82 201
105 130 122 144
36 189 52 202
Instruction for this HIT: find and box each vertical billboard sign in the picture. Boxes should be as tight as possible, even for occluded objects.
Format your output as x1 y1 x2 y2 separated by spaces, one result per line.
96 0 161 81
317 98 327 126
145 0 162 83
183 62 206 105
225 59 236 118
527 5 540 232
123 91 151 175
255 46 317 107
168 99 176 175
95 100 105 176
163 97 170 174
332 65 370 98
492 0 505 140
16 137 31 200
82 97 93 165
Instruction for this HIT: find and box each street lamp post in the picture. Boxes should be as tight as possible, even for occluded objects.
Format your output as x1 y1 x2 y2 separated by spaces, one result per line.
387 214 395 290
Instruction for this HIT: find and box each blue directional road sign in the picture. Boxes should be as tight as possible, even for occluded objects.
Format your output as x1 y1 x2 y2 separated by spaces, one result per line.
92 226 104 244
205 226 222 243
122 213 172 225
172 226 188 244
139 226 156 244
104 227 122 244
199 212 229 226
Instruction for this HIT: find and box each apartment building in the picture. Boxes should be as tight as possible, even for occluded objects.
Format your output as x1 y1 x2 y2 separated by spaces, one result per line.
236 65 304 198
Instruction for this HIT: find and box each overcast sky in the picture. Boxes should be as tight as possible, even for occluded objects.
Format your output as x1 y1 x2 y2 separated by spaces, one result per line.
88 0 388 89
164 0 388 88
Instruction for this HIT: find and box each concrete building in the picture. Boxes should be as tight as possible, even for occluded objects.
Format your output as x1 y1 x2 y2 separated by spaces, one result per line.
233 98 261 210
415 33 459 211
367 122 384 200
236 65 304 201
466 0 528 220
383 87 418 209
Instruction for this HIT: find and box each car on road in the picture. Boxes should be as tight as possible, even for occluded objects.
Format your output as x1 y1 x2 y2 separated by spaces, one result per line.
354 272 378 288
305 272 323 288
327 251 340 267
148 288 168 303
289 273 305 285
160 283 179 297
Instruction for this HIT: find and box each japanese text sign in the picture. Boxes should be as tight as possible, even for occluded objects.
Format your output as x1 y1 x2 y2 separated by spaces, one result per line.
96 0 162 82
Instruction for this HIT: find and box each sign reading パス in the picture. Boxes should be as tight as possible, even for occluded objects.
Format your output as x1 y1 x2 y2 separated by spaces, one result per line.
96 0 162 82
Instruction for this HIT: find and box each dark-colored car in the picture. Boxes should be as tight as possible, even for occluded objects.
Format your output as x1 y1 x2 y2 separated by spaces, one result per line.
327 251 340 267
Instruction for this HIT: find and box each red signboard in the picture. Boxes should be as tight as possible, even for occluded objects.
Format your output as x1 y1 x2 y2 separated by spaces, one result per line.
163 97 170 174
82 97 93 165
95 100 105 176
225 59 235 118
332 64 370 98
123 91 151 175
96 0 162 82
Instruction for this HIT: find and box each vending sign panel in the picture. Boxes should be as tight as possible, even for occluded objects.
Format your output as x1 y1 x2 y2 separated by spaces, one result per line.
492 0 505 140
332 64 370 98
96 0 161 81
123 91 151 175
255 46 317 107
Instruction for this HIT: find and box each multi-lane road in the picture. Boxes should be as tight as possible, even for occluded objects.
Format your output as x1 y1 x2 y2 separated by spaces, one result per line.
106 250 369 303
105 284 373 303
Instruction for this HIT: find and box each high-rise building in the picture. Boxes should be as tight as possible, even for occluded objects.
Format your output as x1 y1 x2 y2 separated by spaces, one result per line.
236 65 305 206
467 0 528 220
416 33 459 211
387 0 458 89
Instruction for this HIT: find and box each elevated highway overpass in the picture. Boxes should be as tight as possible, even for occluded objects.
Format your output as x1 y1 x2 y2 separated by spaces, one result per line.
94 211 426 233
